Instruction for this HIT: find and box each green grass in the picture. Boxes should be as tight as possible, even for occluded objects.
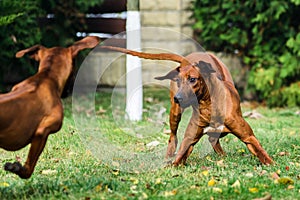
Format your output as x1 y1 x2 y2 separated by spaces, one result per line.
0 87 299 200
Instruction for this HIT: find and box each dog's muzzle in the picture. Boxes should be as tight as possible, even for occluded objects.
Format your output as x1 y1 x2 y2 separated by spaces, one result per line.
174 94 183 104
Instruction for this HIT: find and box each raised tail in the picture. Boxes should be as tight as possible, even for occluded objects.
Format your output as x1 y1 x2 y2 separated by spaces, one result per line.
101 45 186 64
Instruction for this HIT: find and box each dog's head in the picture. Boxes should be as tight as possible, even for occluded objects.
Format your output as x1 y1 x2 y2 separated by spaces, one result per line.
15 36 100 71
15 36 100 95
155 61 216 108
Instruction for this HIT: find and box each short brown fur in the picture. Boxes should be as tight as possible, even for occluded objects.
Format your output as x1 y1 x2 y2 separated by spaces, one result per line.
101 46 273 166
0 36 100 178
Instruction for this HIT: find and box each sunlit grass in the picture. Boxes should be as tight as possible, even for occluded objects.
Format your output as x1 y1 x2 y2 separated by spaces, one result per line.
0 87 299 199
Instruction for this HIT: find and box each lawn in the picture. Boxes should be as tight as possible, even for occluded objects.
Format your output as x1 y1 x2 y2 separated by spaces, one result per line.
0 87 299 200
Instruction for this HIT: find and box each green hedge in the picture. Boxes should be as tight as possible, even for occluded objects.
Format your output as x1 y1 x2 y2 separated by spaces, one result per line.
0 0 102 91
192 0 300 107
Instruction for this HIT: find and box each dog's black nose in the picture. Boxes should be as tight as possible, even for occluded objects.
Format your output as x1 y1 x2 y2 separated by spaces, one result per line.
174 95 183 104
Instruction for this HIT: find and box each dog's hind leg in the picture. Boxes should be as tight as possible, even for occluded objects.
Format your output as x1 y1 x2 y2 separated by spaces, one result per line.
5 129 50 179
5 111 63 179
228 117 273 165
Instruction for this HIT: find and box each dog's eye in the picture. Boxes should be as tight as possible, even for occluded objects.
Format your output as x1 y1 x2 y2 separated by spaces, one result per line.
189 78 197 83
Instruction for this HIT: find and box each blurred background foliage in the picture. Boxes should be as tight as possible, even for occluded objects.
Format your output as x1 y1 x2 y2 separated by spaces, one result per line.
0 0 299 107
193 0 300 107
0 0 102 91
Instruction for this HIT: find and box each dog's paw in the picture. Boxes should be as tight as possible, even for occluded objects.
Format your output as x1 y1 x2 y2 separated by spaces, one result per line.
163 160 173 168
4 162 23 173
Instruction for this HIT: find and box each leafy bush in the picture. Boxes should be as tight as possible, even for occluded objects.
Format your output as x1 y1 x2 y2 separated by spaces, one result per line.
0 0 103 91
0 0 43 89
192 0 300 107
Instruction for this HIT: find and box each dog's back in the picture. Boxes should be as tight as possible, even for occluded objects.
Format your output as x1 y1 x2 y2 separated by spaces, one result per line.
185 52 234 85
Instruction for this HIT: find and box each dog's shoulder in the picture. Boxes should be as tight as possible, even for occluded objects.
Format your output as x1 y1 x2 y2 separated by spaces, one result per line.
11 80 37 93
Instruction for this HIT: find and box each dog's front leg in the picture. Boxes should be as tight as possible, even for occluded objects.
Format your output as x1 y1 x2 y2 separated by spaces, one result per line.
166 102 182 160
173 117 204 166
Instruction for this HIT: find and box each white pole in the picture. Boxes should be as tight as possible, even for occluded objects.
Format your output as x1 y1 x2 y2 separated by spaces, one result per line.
126 0 143 121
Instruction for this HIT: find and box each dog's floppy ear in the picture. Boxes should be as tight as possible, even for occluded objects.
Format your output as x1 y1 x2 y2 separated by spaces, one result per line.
155 67 180 81
16 45 44 59
195 61 216 74
70 36 100 57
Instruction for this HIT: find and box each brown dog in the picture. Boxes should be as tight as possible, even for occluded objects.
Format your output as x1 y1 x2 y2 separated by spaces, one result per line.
0 36 100 178
101 46 273 166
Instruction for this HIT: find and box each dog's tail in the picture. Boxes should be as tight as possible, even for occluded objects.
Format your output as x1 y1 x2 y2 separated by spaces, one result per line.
101 46 187 64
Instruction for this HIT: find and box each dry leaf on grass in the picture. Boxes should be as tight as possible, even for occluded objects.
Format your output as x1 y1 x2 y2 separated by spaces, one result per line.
164 189 177 197
208 178 216 186
278 151 289 156
130 177 139 185
231 180 241 188
212 187 222 193
0 182 10 187
201 170 209 176
243 110 264 119
277 177 294 185
146 141 160 148
253 193 272 200
216 159 225 167
249 187 259 193
41 169 57 175
271 172 280 180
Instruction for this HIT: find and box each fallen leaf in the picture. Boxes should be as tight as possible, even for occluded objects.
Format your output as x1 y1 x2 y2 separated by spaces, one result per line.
243 110 264 119
259 170 267 176
130 177 139 185
112 169 119 176
141 192 148 199
41 169 57 175
249 187 259 193
231 180 241 188
271 172 280 180
277 177 294 185
155 178 162 185
145 97 154 103
208 178 216 186
130 185 138 193
253 194 272 200
234 189 240 194
201 170 209 176
278 151 289 156
237 148 245 153
146 141 160 148
190 185 200 189
0 182 9 187
164 189 177 197
221 179 228 186
206 156 213 162
212 187 222 193
95 184 103 192
96 107 107 114
287 185 294 190
245 172 254 178
216 159 225 167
